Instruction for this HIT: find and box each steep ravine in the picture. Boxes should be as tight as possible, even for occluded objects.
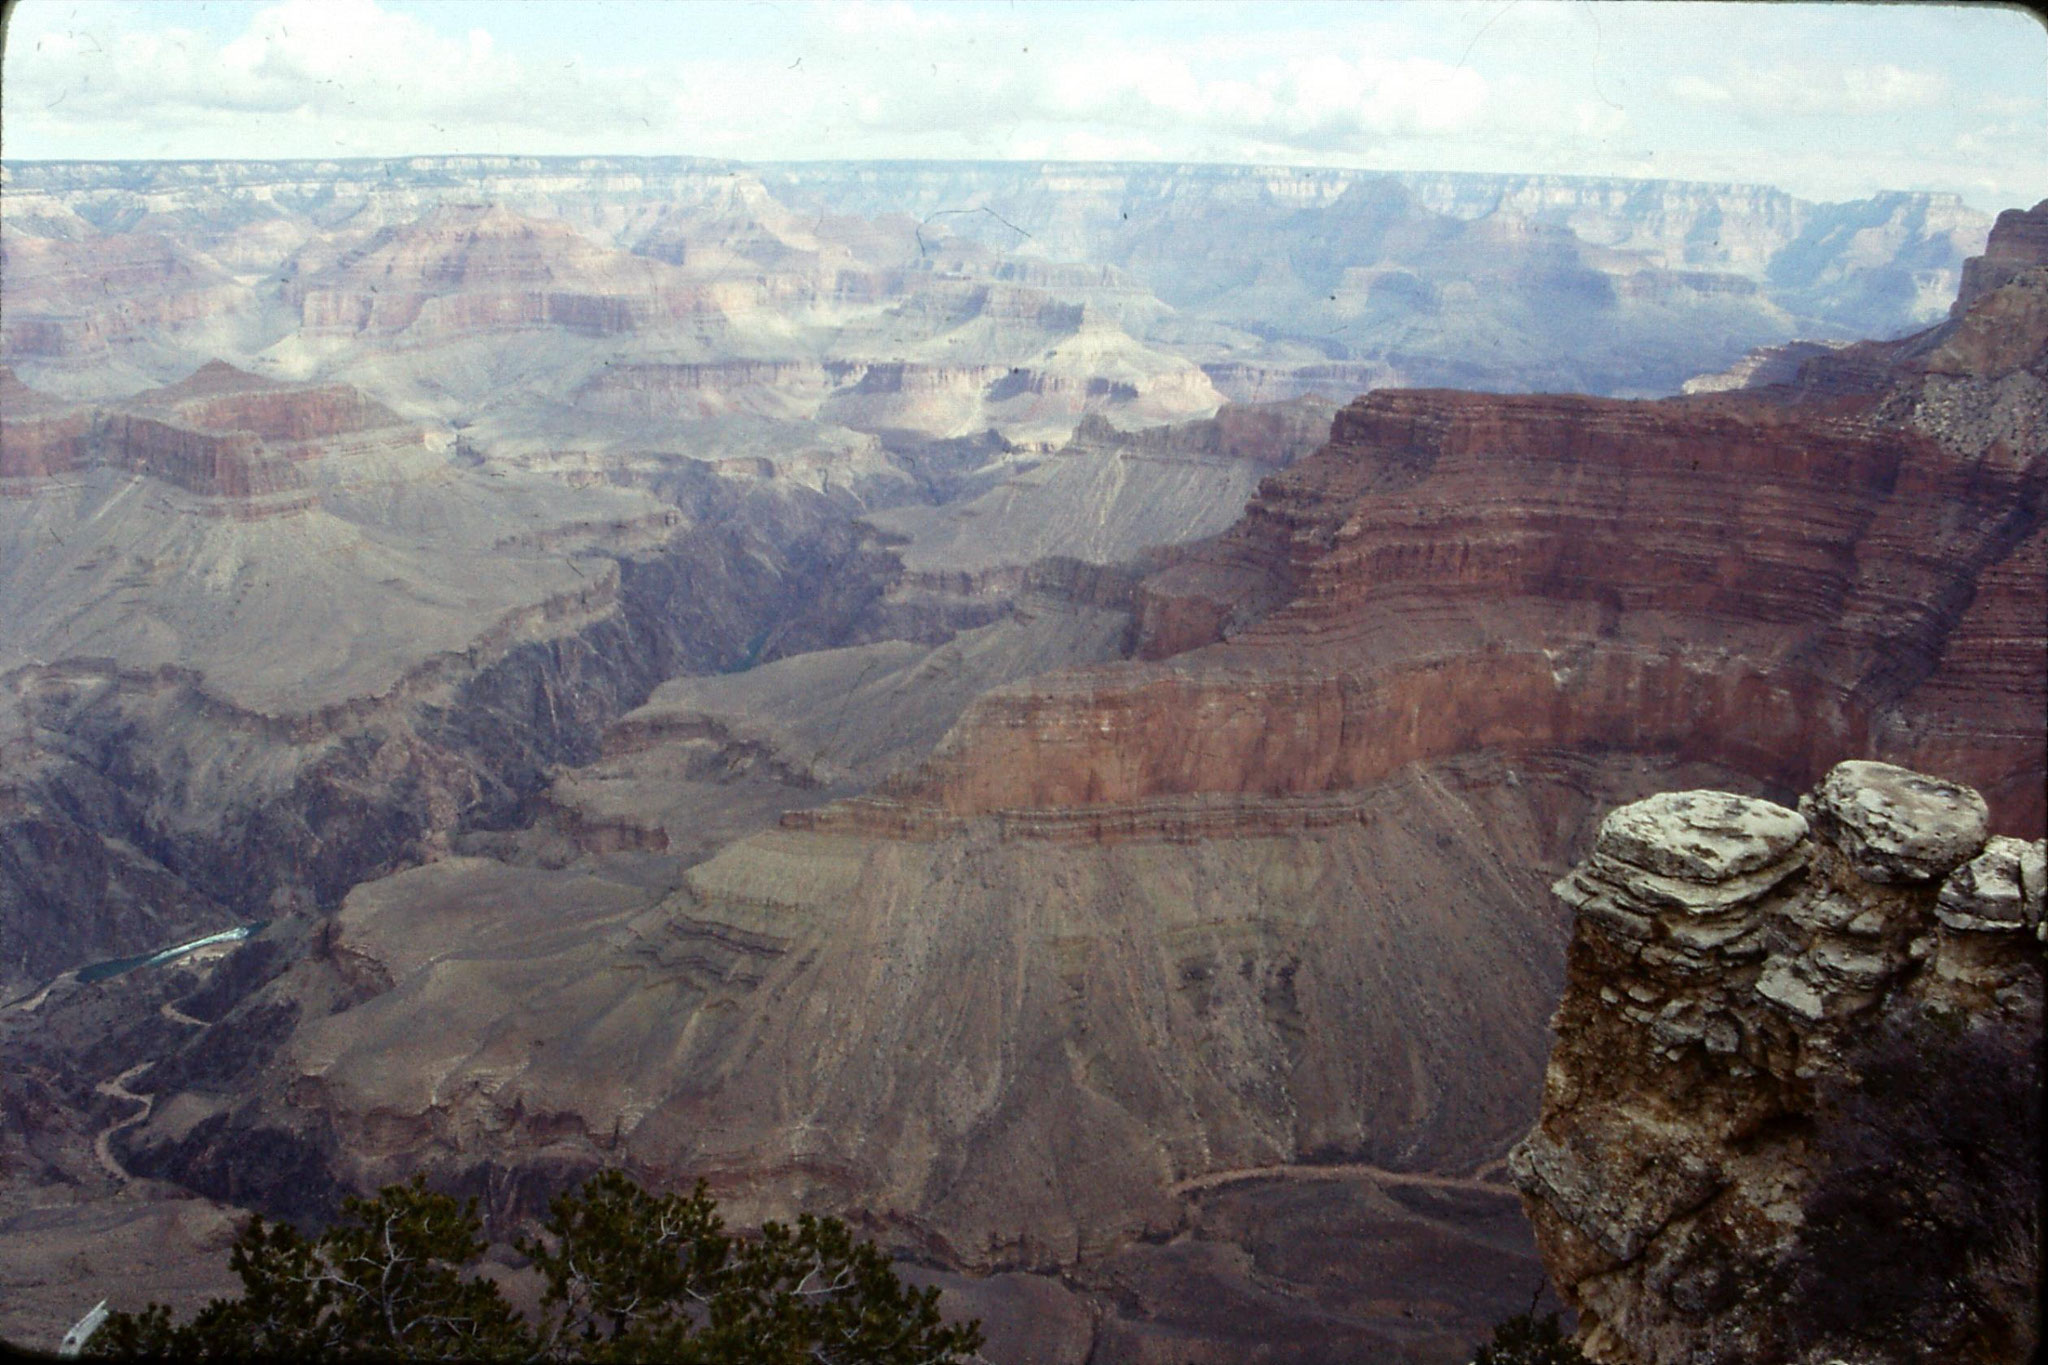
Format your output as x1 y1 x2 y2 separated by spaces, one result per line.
0 471 903 987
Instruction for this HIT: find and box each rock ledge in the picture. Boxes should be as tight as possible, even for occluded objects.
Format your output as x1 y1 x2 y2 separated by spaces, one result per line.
1513 760 2042 1365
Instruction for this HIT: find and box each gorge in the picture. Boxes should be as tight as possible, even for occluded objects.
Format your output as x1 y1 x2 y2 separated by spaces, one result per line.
0 157 2040 1362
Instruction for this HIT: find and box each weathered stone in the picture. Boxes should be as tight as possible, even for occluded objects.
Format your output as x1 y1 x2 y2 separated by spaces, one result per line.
1935 835 2045 931
1801 760 1989 884
1521 759 2043 1365
1662 913 1762 955
1594 790 1808 883
1510 1128 1720 1264
1806 939 1895 989
1581 847 1808 918
1754 959 1827 1021
1776 882 1870 933
1553 873 1658 943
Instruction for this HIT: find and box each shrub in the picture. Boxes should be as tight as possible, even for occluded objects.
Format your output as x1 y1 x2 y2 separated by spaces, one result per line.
86 1171 981 1363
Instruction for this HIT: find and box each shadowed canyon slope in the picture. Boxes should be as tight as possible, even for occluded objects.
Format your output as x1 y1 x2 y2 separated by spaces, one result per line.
0 171 2038 1361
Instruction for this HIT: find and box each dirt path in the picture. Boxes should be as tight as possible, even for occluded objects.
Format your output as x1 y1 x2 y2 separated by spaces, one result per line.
1169 1161 1511 1199
159 998 207 1028
91 1062 156 1184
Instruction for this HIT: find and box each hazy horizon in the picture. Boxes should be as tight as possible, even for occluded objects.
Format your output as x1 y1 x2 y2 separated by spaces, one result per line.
2 0 2042 214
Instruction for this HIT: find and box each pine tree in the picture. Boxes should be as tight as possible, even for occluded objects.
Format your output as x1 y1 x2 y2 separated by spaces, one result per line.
86 1171 981 1363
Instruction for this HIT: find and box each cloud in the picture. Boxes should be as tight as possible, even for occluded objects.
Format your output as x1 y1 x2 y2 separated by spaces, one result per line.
1670 63 1948 119
1 0 2038 212
4 0 673 155
1042 49 1488 149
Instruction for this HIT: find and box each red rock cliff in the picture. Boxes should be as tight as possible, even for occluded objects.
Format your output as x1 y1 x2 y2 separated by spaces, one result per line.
1 361 421 507
826 223 2046 837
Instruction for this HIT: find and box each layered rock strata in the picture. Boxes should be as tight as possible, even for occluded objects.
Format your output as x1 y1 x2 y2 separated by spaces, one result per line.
833 378 2043 835
285 204 711 339
1513 761 2042 1364
4 158 1993 411
0 368 96 483
0 232 253 361
814 202 2047 838
0 358 915 989
2 360 418 512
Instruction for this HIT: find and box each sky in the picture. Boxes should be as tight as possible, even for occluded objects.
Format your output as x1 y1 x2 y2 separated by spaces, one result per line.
2 0 2043 211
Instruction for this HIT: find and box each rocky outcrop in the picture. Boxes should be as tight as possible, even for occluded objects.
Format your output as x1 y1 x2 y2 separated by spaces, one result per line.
0 368 96 483
1955 199 2048 313
1513 761 2042 1364
1678 341 1848 395
123 359 407 443
2 361 419 511
1775 199 2048 398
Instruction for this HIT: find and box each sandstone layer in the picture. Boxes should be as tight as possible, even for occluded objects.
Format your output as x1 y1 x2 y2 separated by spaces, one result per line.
839 202 2047 837
1513 761 2042 1364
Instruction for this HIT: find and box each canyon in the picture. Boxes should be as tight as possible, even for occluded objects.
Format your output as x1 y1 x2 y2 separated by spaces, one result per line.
0 161 2039 1361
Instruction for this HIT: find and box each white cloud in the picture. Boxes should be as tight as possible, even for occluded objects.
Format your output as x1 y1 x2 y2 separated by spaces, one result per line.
1670 63 1948 119
1 0 2038 212
5 0 675 155
1044 49 1487 149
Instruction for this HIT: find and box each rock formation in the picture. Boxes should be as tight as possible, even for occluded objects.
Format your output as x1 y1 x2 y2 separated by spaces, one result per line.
0 367 96 481
0 232 256 362
4 157 1994 406
0 358 902 990
845 199 2048 835
285 204 709 339
3 359 414 507
1513 761 2042 1364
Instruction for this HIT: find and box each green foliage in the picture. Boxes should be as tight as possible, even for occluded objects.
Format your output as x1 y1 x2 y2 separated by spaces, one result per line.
1472 1308 1589 1365
86 1170 981 1363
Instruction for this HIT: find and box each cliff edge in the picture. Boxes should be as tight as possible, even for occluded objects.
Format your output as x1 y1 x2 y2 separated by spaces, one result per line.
1513 760 2043 1364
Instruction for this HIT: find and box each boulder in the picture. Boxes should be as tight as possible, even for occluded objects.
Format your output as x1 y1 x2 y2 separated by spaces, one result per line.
1593 790 1808 884
1801 760 1989 884
1935 835 2046 932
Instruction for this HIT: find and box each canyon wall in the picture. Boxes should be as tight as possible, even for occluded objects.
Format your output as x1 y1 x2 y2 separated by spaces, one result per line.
3 170 2037 1359
2 359 413 506
832 201 2048 838
850 385 2042 834
0 359 915 988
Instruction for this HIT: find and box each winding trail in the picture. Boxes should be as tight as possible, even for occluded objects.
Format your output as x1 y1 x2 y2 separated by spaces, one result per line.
92 1062 156 1184
1169 1161 1512 1199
